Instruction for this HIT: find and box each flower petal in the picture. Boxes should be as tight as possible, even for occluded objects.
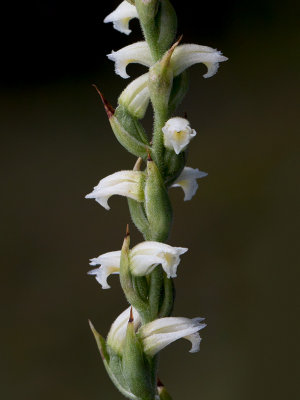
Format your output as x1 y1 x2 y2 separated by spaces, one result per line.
85 171 144 210
88 250 121 289
119 73 150 119
107 306 142 355
104 1 138 35
171 44 228 78
171 167 208 201
139 317 206 356
107 42 153 79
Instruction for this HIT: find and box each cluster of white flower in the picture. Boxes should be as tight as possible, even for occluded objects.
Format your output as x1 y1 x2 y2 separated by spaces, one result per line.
86 1 227 398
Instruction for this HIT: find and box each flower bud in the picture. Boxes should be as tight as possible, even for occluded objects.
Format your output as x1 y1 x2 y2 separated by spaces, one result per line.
104 1 138 35
162 117 197 154
118 73 150 119
145 159 173 242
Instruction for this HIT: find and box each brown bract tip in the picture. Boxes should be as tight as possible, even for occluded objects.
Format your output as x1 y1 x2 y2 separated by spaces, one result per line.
129 307 134 323
92 84 115 118
168 34 183 55
126 224 130 237
147 149 152 162
157 378 164 388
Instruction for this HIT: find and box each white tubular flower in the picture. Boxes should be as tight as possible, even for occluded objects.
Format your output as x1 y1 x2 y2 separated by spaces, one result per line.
85 171 144 210
130 241 188 278
171 44 228 78
88 242 187 289
108 42 227 79
107 42 153 79
88 251 121 289
139 317 206 357
119 73 150 119
171 167 208 201
104 1 138 35
107 307 142 355
162 117 197 154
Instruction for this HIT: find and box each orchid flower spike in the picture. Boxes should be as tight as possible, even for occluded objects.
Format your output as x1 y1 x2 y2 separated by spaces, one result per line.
107 306 142 355
88 251 121 289
107 41 227 79
85 170 144 210
104 1 138 35
139 317 207 357
171 167 208 201
88 241 188 289
162 117 197 154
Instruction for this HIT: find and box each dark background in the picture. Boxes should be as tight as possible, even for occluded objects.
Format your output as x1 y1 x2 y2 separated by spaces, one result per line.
1 1 299 399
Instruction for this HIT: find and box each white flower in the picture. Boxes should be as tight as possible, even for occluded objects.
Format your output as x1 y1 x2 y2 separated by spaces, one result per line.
130 241 188 278
107 42 153 79
119 73 150 119
104 1 138 35
138 317 206 357
162 117 197 154
107 306 142 355
88 251 121 289
171 167 208 201
107 42 227 79
171 44 228 78
85 170 144 210
88 242 188 289
106 309 206 358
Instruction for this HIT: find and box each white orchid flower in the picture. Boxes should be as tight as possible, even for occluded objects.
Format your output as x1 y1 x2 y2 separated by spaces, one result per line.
85 170 144 210
129 241 188 278
104 1 138 35
107 306 142 355
88 241 188 289
119 73 150 119
162 117 197 154
171 167 208 201
107 42 153 79
138 317 207 357
107 42 227 79
88 251 121 289
107 308 206 358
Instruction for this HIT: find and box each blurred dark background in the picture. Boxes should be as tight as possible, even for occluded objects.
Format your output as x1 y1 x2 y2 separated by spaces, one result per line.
1 0 299 399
